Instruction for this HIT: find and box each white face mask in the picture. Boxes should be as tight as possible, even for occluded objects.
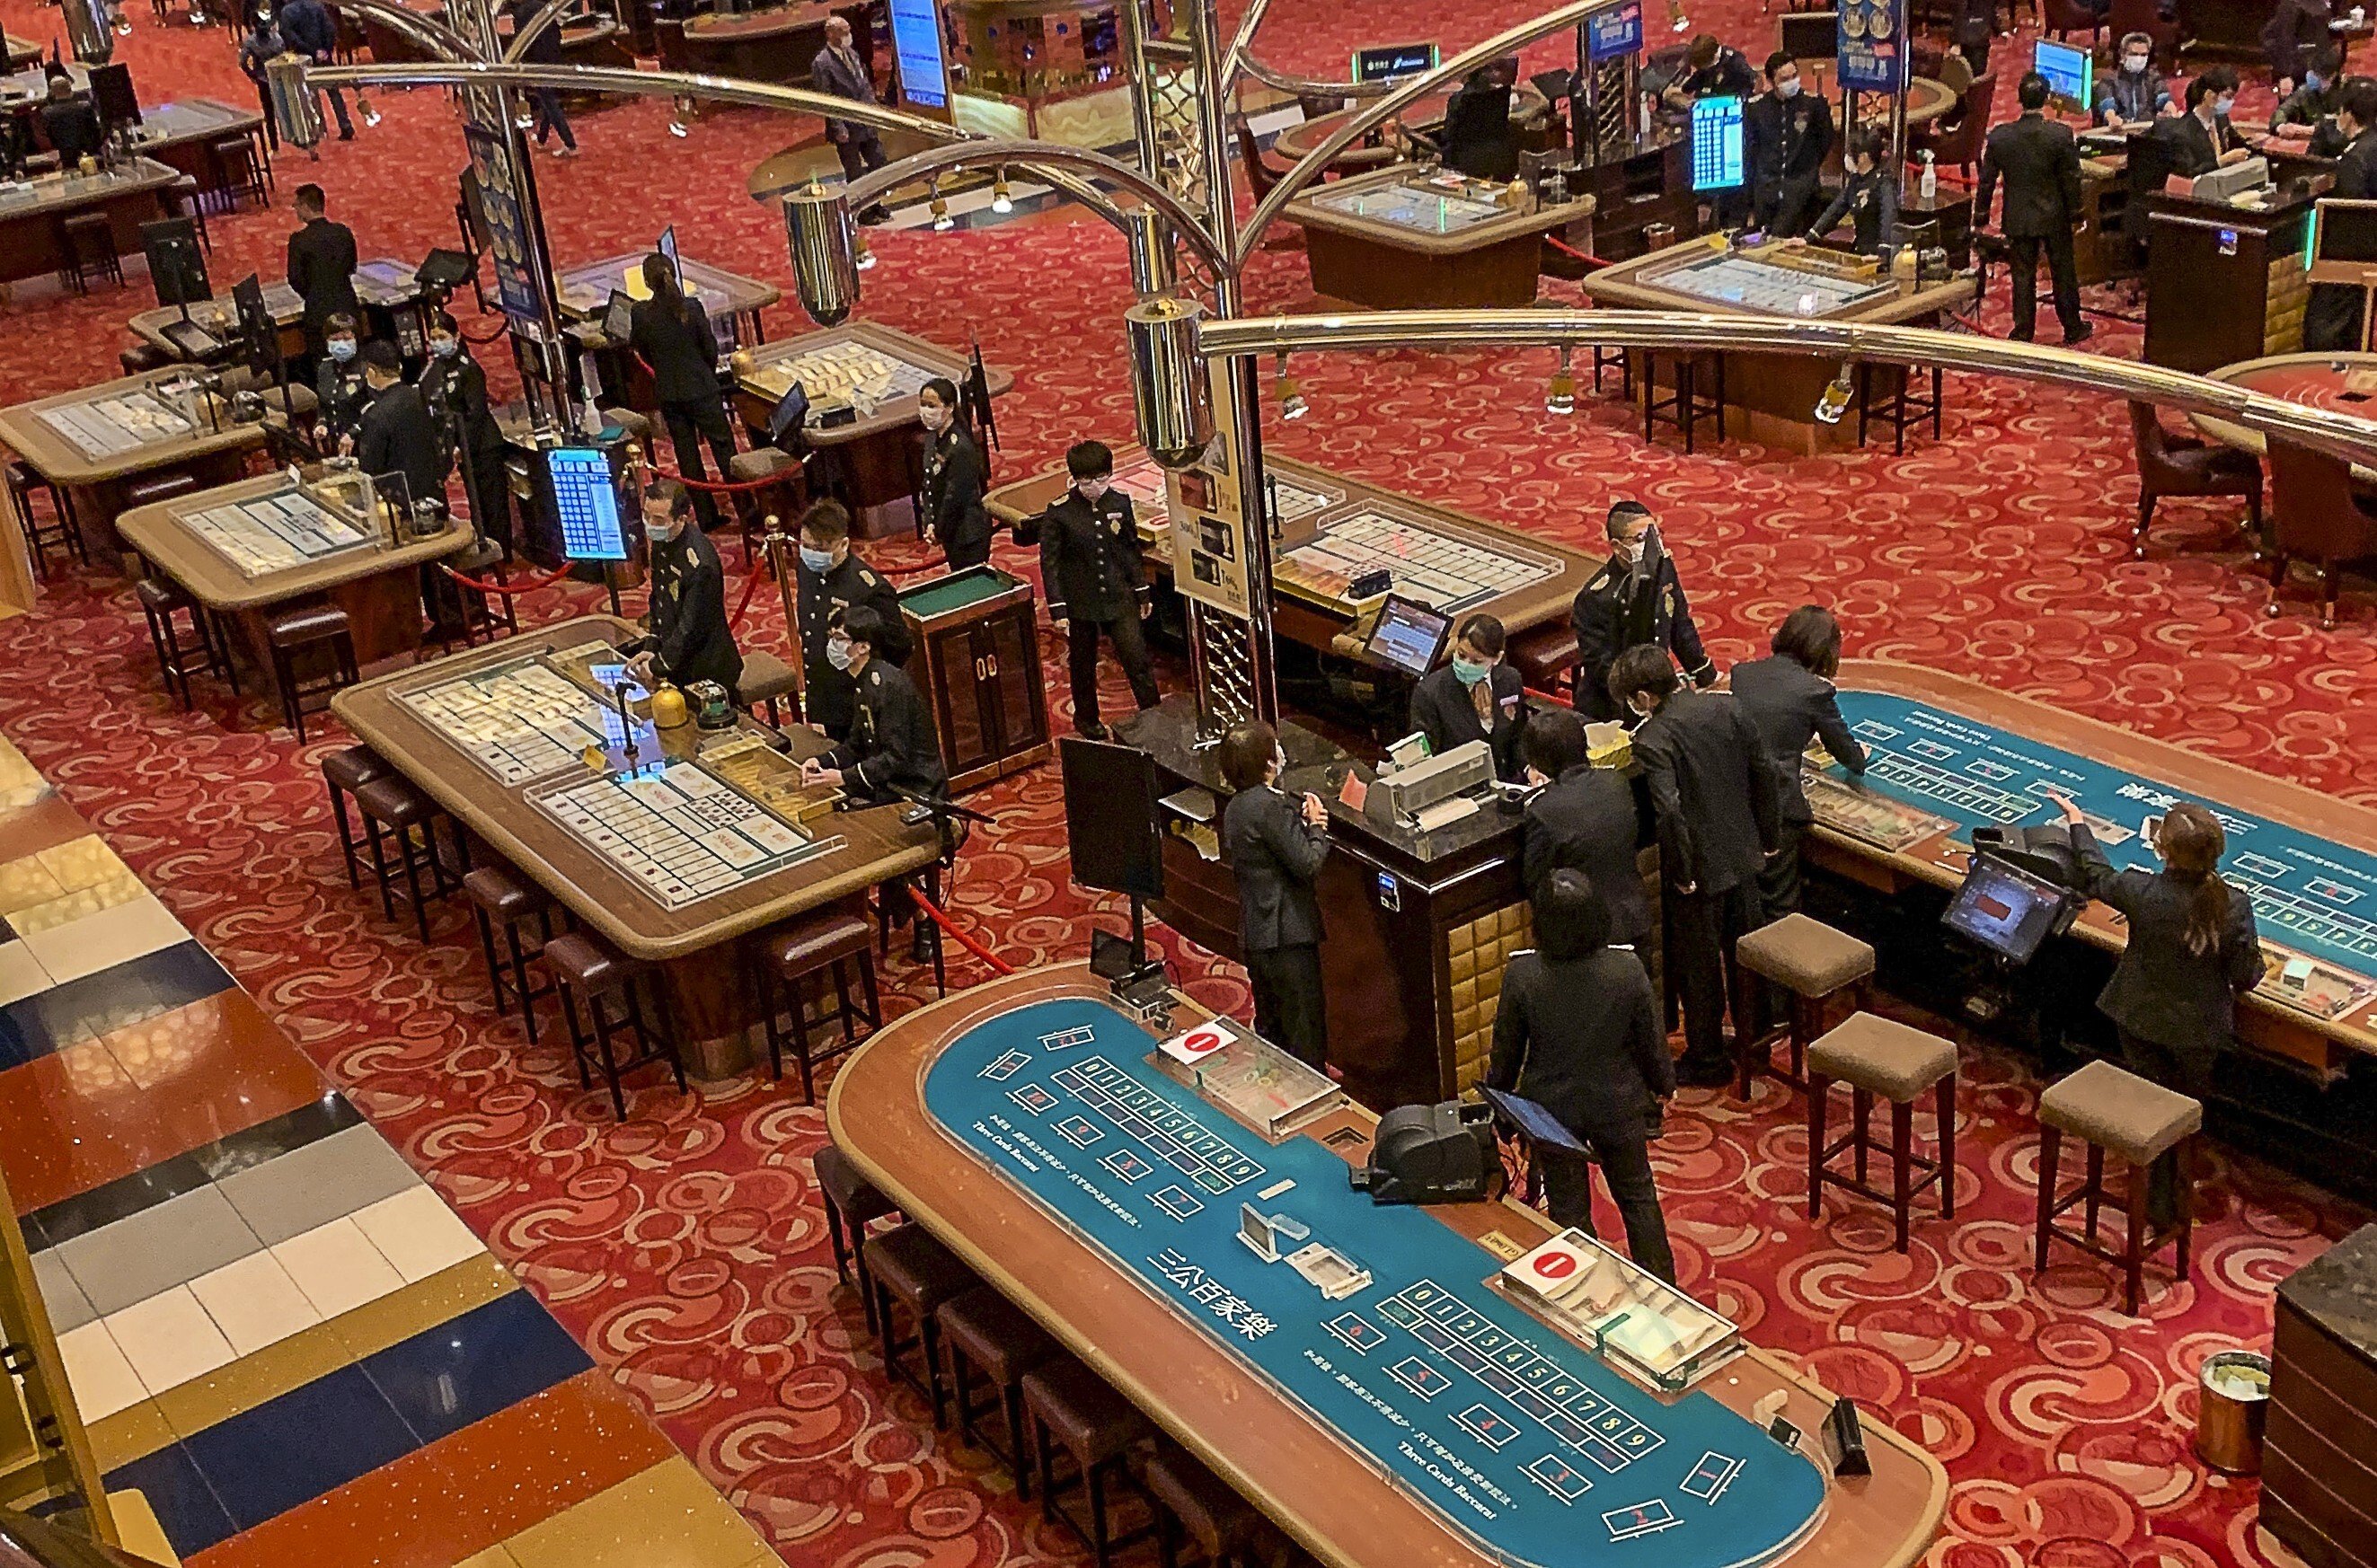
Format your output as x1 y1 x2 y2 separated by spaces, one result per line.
645 508 682 543
920 401 951 433
2125 54 2151 71
826 635 853 671
1777 76 1800 98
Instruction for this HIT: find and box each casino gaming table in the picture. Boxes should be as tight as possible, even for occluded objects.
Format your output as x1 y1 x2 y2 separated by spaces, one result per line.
2190 351 2377 485
1812 662 2377 1080
1284 164 1598 310
831 964 1948 1568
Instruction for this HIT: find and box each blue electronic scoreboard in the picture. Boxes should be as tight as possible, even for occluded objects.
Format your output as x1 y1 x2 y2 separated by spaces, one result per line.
546 447 629 562
889 0 950 110
1588 1 1644 63
1690 96 1745 191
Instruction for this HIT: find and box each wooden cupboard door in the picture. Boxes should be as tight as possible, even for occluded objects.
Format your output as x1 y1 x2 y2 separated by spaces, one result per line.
983 604 1047 756
927 622 994 777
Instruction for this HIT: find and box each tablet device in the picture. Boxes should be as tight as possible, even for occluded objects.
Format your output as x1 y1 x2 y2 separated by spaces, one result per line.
1941 852 2072 964
1480 1087 1592 1157
602 287 636 343
768 380 809 446
1365 594 1453 677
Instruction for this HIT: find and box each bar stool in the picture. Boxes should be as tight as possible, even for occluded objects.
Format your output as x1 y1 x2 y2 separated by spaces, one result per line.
539 930 685 1120
1806 1012 1958 1254
737 647 800 727
861 1223 981 1428
1146 1442 1280 1568
135 577 219 709
319 745 391 892
208 135 268 211
813 1143 897 1331
166 173 211 252
1734 914 1875 1102
1022 1356 1155 1568
938 1286 1060 1494
428 536 518 651
6 458 81 579
1590 343 1632 399
462 862 558 1042
56 212 123 294
1857 362 1945 454
723 445 804 560
1642 350 1725 453
2034 1059 2202 1315
264 603 359 742
749 908 880 1101
351 774 455 940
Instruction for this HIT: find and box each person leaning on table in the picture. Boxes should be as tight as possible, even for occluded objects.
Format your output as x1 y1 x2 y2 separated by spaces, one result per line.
1219 719 1331 1070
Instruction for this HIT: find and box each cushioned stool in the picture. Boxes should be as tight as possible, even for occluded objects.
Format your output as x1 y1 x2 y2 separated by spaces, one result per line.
724 445 805 559
265 603 358 743
57 211 123 294
600 407 652 463
540 930 686 1120
1506 621 1578 696
135 577 219 709
749 909 880 1101
862 1223 980 1428
938 1286 1060 1494
814 1143 897 1330
1022 1356 1154 1568
2034 1059 2202 1314
737 647 801 727
430 535 518 648
208 133 268 209
320 745 391 891
1807 1012 1958 1253
1146 1443 1279 1568
351 774 455 940
7 457 82 579
462 863 558 1042
1735 914 1876 1101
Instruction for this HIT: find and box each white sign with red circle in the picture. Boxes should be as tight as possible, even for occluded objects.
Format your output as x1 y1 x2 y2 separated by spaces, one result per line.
1160 1022 1235 1065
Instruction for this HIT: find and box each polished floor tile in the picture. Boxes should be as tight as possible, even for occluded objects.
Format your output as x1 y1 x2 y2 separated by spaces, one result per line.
87 1398 176 1474
35 835 131 894
320 1254 517 1367
349 1185 482 1284
25 894 191 986
0 854 66 915
31 1245 95 1333
11 871 146 938
59 1185 262 1317
109 1441 238 1560
25 1152 216 1250
108 1287 237 1396
503 1459 771 1568
359 1291 591 1446
186 1250 323 1359
190 1095 367 1183
270 1217 407 1320
57 1320 148 1423
0 794 98 865
216 1125 422 1248
0 939 50 1008
179 1364 420 1533
0 939 233 1064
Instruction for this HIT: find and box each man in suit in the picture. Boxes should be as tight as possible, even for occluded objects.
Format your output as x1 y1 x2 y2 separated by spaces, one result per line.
278 0 354 143
1219 720 1332 1067
812 14 889 223
1728 605 1868 921
1408 613 1526 780
37 76 102 164
2307 84 2377 348
2261 0 2331 98
349 341 446 505
1518 709 1653 962
1571 500 1715 723
794 498 905 741
2157 67 2249 178
628 480 744 696
1040 439 1158 739
1611 643 1781 1088
1745 51 1833 237
502 0 576 154
286 185 358 360
1977 72 2093 347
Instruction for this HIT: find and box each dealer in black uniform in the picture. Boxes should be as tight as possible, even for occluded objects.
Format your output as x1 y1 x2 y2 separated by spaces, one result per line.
803 603 948 959
794 498 905 739
919 377 992 570
1571 500 1714 723
286 184 358 361
1219 720 1331 1068
348 341 447 505
2308 83 2377 349
1518 709 1653 962
420 313 509 549
1729 604 1867 922
1612 644 1781 1089
625 480 743 695
1746 52 1834 237
1040 439 1159 739
314 314 370 450
1407 612 1525 780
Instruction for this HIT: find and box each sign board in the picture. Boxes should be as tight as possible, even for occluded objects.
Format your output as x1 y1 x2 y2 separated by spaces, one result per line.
462 115 553 338
1351 42 1438 82
1835 0 1904 92
889 0 950 110
1587 1 1644 62
1166 357 1252 619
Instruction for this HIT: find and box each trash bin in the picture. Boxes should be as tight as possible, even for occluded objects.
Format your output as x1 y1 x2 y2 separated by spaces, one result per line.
2196 1350 2272 1475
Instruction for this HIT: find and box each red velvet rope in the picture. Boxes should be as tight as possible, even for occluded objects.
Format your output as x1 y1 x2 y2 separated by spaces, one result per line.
907 887 1016 976
727 548 772 630
641 462 790 496
1544 235 1614 268
439 559 574 595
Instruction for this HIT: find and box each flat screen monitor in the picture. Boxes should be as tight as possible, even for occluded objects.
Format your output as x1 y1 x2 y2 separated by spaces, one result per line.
1365 594 1453 677
545 446 630 561
140 216 208 308
1780 10 1837 59
889 0 950 110
767 380 809 447
2312 198 2377 265
2034 37 2091 109
90 62 137 128
602 286 635 342
1058 734 1163 898
1941 852 2071 964
1691 94 1745 190
1352 41 1438 82
1480 1088 1591 1157
655 225 681 285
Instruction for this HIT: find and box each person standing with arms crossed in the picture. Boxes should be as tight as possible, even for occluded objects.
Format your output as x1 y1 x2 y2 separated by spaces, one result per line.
918 377 992 570
1976 72 2092 348
1219 720 1331 1067
627 253 738 533
1038 439 1159 740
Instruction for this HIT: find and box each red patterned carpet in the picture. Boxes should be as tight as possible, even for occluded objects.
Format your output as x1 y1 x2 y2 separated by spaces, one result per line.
0 1 2371 1564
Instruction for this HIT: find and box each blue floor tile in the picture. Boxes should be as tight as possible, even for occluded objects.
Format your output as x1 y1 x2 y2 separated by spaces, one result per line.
0 940 233 1061
359 1290 593 1445
107 1442 238 1559
180 1365 420 1531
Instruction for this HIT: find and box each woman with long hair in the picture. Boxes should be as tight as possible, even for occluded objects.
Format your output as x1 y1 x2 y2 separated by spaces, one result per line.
626 251 738 529
2049 791 2263 1226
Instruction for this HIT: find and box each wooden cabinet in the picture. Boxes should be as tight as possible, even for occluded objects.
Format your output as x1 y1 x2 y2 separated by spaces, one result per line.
898 565 1051 795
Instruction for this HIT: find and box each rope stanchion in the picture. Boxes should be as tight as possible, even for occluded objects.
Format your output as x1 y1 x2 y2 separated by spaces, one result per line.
907 888 1015 976
440 559 575 595
728 546 773 631
1545 235 1614 269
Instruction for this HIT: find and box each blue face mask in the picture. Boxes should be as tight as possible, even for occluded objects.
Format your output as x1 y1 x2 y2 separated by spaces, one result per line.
328 339 356 362
799 544 834 573
429 336 458 359
1452 656 1491 687
2307 71 2328 91
826 636 853 672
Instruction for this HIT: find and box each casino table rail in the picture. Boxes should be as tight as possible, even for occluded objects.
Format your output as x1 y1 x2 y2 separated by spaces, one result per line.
831 962 1949 1568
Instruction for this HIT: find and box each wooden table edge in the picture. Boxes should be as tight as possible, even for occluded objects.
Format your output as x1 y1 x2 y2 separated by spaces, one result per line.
827 963 1948 1568
115 502 480 612
0 375 270 486
1285 188 1598 256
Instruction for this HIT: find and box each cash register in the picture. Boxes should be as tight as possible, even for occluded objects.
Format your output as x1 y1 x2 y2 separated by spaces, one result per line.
2189 155 2273 205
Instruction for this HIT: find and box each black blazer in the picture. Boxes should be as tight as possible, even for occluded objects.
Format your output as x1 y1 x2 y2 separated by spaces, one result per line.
353 383 449 501
1977 113 2084 238
639 524 743 693
1728 656 1867 825
1569 555 1712 722
922 426 990 558
420 350 501 456
286 217 359 331
504 0 564 63
2155 108 2239 180
1745 89 1833 186
1440 85 1520 182
628 296 723 404
1039 489 1148 622
1223 785 1329 951
2072 824 2263 1055
1407 662 1525 781
811 40 877 141
2309 128 2377 348
1520 764 1652 951
796 550 905 738
1633 689 1781 895
39 100 102 163
1488 947 1674 1134
826 659 946 801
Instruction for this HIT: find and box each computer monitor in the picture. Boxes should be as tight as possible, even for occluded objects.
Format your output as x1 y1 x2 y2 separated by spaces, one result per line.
89 62 137 128
545 446 630 561
1941 852 2072 965
1781 10 1838 60
1365 594 1453 677
656 224 682 285
2311 198 2377 266
1479 1088 1591 1158
2033 38 2092 111
1691 95 1746 190
767 381 809 447
1351 42 1438 83
140 216 208 309
601 286 635 342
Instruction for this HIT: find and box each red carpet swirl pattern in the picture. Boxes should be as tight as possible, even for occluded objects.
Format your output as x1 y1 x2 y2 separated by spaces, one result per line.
0 0 2368 1564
